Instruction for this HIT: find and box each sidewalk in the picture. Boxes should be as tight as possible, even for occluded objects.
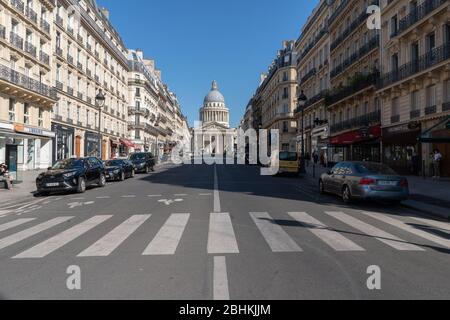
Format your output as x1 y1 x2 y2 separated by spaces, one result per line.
0 170 43 205
302 164 450 220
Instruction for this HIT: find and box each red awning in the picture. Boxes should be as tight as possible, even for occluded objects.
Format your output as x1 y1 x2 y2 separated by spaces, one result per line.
330 126 381 145
120 138 136 148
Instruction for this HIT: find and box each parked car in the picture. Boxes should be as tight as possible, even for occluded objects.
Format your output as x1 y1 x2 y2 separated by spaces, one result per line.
36 157 107 195
104 159 135 181
319 161 409 204
129 152 155 173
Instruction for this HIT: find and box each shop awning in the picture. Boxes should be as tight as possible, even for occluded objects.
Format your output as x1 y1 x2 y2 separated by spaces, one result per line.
120 138 136 148
419 116 450 143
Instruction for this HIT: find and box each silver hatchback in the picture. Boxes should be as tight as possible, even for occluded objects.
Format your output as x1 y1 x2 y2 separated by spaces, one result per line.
319 162 410 204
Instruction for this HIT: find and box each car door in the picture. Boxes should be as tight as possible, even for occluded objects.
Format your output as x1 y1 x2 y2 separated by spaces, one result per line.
323 164 337 193
328 163 343 194
87 158 100 184
336 163 350 194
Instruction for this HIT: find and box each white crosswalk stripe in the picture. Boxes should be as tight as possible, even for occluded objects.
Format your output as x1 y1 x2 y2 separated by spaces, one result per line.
250 212 302 252
78 215 151 257
0 218 36 233
143 214 190 255
408 216 450 233
0 217 73 251
288 212 365 251
13 215 112 259
325 212 424 251
208 213 239 254
361 211 450 249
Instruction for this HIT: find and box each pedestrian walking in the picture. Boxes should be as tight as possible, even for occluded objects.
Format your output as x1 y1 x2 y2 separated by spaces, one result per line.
313 152 319 165
433 149 443 179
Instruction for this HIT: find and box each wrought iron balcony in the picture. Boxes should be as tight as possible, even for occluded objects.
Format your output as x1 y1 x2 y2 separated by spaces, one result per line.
9 32 23 50
95 75 100 83
67 87 74 96
86 43 92 52
77 34 83 44
39 51 49 65
397 0 446 36
326 71 379 107
40 19 50 34
77 62 83 70
0 25 5 40
67 54 74 65
410 109 421 119
425 105 437 115
331 9 370 51
86 69 92 78
77 92 83 100
0 64 57 100
55 15 63 28
25 6 37 23
55 80 63 91
300 68 316 84
24 41 36 57
11 0 24 13
300 27 328 60
55 46 63 57
330 111 381 134
67 26 74 36
378 44 450 88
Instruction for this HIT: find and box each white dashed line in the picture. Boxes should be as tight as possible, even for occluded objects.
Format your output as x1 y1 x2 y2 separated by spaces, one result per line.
121 195 136 198
213 256 230 300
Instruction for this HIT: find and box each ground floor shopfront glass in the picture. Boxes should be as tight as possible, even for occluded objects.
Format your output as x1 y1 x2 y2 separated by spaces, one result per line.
420 116 450 177
85 131 101 158
52 123 74 164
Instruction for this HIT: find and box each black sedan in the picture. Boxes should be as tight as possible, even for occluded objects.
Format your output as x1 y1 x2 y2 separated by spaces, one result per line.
104 159 135 181
36 157 107 195
129 152 155 174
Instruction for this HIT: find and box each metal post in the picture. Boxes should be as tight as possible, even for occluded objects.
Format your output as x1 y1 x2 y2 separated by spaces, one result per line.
99 108 102 160
300 108 306 174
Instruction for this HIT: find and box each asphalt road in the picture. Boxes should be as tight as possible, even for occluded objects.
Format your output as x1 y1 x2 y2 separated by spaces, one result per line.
0 161 450 300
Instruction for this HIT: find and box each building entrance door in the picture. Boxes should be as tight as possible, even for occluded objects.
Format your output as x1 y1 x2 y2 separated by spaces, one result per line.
75 136 81 158
5 144 18 181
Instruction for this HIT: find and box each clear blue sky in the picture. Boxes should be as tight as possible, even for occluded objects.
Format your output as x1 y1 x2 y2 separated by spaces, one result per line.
97 0 318 128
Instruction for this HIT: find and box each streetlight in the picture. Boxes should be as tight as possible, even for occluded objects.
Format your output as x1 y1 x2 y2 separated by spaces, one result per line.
95 89 106 160
297 90 307 174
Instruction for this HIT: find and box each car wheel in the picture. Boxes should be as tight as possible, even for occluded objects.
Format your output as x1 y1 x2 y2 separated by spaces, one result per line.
99 174 106 187
77 177 86 194
342 185 352 203
120 171 125 181
319 180 325 194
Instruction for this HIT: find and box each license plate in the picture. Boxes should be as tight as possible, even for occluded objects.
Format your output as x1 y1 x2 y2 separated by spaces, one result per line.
46 183 59 187
378 181 397 186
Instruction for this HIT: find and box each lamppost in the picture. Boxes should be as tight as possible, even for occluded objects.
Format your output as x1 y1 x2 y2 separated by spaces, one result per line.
297 90 307 174
95 89 105 159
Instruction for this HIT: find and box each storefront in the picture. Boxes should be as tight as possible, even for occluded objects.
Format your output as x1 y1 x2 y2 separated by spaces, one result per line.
382 122 422 175
85 131 101 158
110 137 120 159
119 138 137 156
0 122 54 181
420 116 450 177
329 126 381 165
52 123 75 164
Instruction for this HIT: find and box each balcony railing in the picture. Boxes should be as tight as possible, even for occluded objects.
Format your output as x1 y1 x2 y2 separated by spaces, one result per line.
40 19 50 34
67 54 74 65
77 92 83 100
77 62 83 70
9 32 23 50
11 0 24 13
24 41 36 57
0 64 56 99
55 46 63 57
300 68 316 84
300 27 328 60
391 115 400 124
77 34 83 44
326 71 379 107
410 109 421 119
397 0 446 36
25 6 37 23
330 111 381 134
0 25 5 39
443 102 450 112
55 80 63 91
67 26 74 35
378 44 450 88
425 105 437 115
330 35 379 78
331 9 371 51
39 51 49 65
95 75 100 83
67 87 74 96
86 69 92 77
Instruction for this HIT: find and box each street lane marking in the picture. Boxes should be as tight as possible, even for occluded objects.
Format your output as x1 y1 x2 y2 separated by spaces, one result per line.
121 195 136 198
214 165 221 213
78 215 151 257
250 212 302 252
208 213 239 254
174 194 188 197
361 211 450 249
0 217 73 251
13 215 112 259
148 195 162 198
143 214 190 255
213 256 230 300
199 193 213 196
288 212 365 252
0 218 36 233
408 216 450 233
325 212 424 251
96 196 111 199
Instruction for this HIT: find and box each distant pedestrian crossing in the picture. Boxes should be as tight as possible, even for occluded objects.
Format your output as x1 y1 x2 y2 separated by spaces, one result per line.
0 210 449 260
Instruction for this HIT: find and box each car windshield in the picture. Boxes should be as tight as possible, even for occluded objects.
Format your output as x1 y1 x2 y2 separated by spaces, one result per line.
279 152 298 162
130 154 146 161
52 159 84 170
354 163 397 175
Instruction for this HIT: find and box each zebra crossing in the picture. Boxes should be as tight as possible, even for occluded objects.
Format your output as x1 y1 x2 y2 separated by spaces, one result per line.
0 210 449 260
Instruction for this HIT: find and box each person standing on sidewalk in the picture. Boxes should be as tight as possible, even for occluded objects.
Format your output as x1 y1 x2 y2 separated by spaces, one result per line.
433 149 443 180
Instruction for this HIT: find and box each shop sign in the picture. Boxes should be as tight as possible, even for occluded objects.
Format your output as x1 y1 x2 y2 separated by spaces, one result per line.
14 123 55 138
331 126 381 145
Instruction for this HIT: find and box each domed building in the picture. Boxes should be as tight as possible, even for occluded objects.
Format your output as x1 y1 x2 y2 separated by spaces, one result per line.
196 81 235 155
200 80 230 128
